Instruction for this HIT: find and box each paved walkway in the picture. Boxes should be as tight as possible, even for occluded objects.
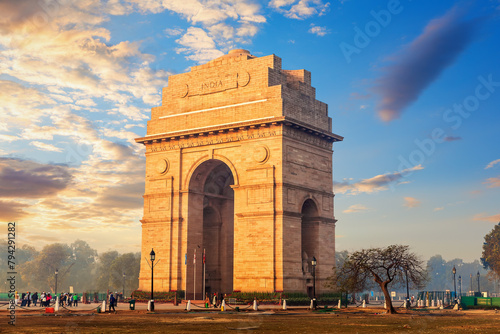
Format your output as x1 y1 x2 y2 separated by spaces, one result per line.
1 299 413 313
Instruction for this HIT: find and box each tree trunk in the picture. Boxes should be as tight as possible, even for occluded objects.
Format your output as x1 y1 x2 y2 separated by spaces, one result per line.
380 281 397 314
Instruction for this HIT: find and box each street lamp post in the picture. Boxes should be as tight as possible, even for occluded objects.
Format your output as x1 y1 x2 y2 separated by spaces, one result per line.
150 249 155 311
470 273 473 296
477 271 481 296
458 275 462 300
122 273 126 297
55 269 58 297
311 257 317 309
452 266 457 303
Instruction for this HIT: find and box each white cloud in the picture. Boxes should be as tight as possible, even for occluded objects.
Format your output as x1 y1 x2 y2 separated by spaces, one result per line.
165 27 184 36
433 207 444 212
29 141 63 152
176 27 224 63
485 159 500 169
270 0 330 20
309 24 329 36
0 134 20 142
334 165 424 195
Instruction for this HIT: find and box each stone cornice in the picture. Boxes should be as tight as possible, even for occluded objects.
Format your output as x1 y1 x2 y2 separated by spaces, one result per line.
135 116 343 147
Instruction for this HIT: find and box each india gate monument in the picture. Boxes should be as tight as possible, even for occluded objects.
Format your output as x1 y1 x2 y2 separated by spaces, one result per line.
135 49 343 299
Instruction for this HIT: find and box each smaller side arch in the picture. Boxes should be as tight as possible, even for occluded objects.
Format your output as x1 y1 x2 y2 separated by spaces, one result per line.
298 194 321 217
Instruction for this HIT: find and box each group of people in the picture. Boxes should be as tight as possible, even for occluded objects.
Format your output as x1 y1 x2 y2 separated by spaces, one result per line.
13 291 80 307
14 291 51 307
206 292 225 308
58 293 80 307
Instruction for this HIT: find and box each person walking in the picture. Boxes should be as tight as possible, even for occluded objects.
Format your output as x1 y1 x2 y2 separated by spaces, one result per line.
73 294 78 307
212 293 218 308
32 292 38 307
109 293 116 313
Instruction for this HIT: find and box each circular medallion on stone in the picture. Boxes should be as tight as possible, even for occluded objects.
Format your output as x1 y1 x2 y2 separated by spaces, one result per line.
237 71 250 87
156 158 169 174
179 84 189 98
253 145 270 164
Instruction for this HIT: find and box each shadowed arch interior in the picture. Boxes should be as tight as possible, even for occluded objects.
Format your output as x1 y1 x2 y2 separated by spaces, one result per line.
188 160 234 298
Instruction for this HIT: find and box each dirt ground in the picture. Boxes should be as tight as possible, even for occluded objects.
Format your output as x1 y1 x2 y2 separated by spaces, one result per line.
3 307 500 333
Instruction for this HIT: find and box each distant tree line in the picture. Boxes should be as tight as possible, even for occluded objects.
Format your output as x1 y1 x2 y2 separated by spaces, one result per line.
0 240 140 296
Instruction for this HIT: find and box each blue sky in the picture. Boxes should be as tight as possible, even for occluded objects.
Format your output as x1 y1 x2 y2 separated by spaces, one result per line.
0 0 499 262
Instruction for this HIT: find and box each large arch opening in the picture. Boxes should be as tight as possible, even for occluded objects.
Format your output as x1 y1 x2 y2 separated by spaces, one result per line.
301 199 319 296
188 160 234 299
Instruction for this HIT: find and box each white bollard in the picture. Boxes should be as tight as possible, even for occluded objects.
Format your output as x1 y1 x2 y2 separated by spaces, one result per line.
338 300 341 309
403 300 407 308
362 300 366 308
283 299 287 310
431 300 435 307
102 300 106 312
384 301 387 309
221 299 226 312
55 296 60 312
310 299 314 310
186 300 191 311
253 299 258 311
426 299 429 307
376 296 378 301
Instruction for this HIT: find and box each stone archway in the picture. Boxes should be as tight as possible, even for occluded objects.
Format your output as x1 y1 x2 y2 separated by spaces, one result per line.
136 49 342 296
187 160 234 299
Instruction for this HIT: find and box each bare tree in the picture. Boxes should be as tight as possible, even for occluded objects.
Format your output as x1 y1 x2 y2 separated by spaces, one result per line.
335 245 427 314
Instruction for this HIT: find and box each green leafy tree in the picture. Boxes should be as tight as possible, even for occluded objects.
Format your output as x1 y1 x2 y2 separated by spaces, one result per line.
335 245 427 314
18 243 73 293
95 251 120 291
481 223 500 278
95 251 140 295
65 240 98 292
109 252 140 296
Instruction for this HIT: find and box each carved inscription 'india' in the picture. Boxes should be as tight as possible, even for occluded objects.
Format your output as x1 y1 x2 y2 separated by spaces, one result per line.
201 80 223 92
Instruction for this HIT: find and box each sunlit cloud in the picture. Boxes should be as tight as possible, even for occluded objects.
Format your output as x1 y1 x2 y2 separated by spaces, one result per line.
29 141 63 152
484 176 500 188
343 204 369 214
473 213 500 223
404 197 421 208
485 159 500 169
0 200 30 221
433 207 444 212
334 165 424 195
374 6 484 121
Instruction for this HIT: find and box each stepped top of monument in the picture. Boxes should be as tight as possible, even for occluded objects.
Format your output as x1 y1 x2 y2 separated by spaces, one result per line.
191 49 259 71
